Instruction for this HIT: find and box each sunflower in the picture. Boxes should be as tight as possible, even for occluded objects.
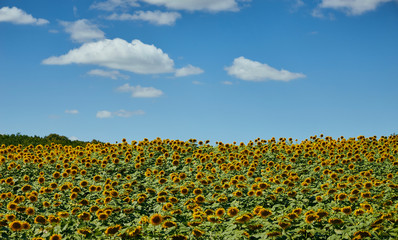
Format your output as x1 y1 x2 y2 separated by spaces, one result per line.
34 215 47 225
227 207 239 217
170 234 188 240
105 225 122 235
80 180 89 188
129 226 142 237
193 188 203 195
22 221 30 230
49 234 62 240
9 221 23 231
150 213 163 226
305 214 318 223
215 208 225 217
341 206 352 215
7 202 17 211
21 184 32 192
180 187 189 195
43 201 51 208
259 209 272 218
267 231 282 237
77 228 91 236
337 193 347 201
278 221 291 230
69 192 78 200
361 192 371 198
353 231 371 239
328 218 344 225
25 207 35 215
192 228 204 238
5 214 16 222
195 195 205 203
162 220 177 228
57 212 69 218
37 177 45 184
287 213 298 220
207 215 219 223
78 212 91 221
48 215 61 224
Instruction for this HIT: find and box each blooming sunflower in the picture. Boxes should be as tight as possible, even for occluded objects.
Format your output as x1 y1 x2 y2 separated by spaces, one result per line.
150 213 163 226
49 234 62 240
227 207 239 217
9 220 23 231
105 225 122 235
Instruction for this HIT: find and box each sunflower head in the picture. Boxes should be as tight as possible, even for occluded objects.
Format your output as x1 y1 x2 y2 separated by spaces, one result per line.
150 213 163 226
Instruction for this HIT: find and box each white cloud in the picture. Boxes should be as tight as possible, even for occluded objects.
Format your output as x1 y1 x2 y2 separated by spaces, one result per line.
87 69 129 80
69 136 79 141
114 109 145 117
65 109 79 114
0 6 49 25
42 38 175 74
96 109 145 118
141 0 241 12
316 0 394 15
107 11 181 26
91 0 245 12
175 64 204 77
73 6 78 18
96 110 113 118
90 0 139 11
225 56 306 82
60 19 105 43
117 83 163 98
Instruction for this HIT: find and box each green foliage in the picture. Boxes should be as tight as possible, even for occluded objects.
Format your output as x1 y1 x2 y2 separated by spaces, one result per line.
0 133 101 147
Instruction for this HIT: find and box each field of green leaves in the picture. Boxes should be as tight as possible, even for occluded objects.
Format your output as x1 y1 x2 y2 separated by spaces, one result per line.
0 135 397 239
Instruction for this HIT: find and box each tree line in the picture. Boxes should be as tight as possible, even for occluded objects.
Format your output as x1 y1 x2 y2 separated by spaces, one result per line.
0 133 102 147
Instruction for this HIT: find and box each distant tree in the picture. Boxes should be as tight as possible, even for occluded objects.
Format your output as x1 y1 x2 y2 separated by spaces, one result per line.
0 133 103 147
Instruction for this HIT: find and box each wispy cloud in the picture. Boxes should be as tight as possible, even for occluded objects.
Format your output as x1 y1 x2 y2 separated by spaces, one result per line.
90 0 139 11
117 83 163 98
314 0 395 16
87 69 129 80
175 64 204 77
222 81 233 85
96 109 145 118
0 6 49 25
65 109 79 114
107 11 181 26
91 0 245 12
225 56 306 82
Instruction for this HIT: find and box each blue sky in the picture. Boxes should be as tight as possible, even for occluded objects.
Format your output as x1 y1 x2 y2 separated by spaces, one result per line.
1 0 397 144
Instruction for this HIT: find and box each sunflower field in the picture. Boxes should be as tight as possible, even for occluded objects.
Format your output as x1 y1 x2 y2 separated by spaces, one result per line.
0 135 397 240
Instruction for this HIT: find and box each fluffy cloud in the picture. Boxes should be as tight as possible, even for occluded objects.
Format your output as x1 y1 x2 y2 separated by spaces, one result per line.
0 6 49 25
69 136 79 141
60 19 105 43
225 56 306 82
42 38 175 74
96 110 113 118
117 83 163 98
107 11 181 26
87 69 129 80
65 109 79 114
90 0 139 11
175 64 204 77
316 0 394 15
96 109 145 118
